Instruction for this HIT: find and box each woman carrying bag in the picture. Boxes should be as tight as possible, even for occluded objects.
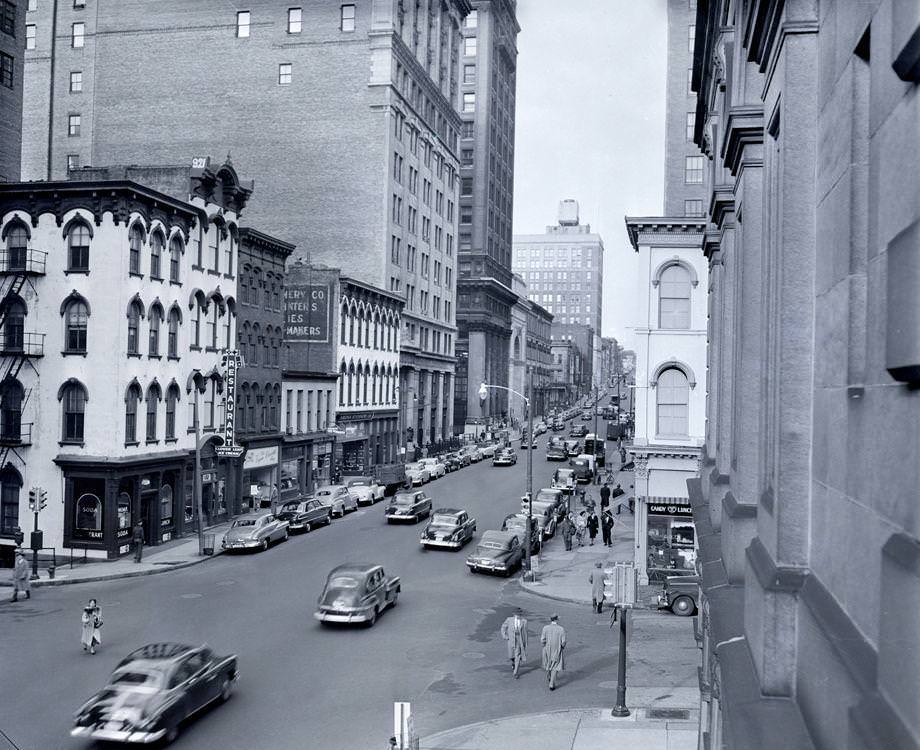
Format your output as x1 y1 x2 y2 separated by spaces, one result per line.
81 599 103 655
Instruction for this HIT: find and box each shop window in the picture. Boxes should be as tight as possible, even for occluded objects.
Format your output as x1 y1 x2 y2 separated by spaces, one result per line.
0 467 21 535
647 512 696 578
160 484 173 526
75 492 102 533
117 491 131 531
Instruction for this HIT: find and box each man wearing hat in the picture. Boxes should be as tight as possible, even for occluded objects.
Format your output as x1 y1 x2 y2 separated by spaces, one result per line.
589 561 606 613
541 614 566 690
500 607 528 678
10 549 30 602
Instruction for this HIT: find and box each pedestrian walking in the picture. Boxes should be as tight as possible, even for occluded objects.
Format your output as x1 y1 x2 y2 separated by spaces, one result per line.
132 520 145 563
500 608 528 678
574 512 587 547
600 482 611 511
601 509 614 547
586 511 599 546
559 515 573 551
589 561 606 613
10 549 30 602
81 598 103 655
540 614 566 690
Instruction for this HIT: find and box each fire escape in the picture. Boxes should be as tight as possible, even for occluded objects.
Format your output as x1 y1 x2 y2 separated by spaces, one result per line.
0 246 47 471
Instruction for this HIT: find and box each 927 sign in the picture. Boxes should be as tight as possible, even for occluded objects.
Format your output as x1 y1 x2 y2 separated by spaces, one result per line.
284 284 330 343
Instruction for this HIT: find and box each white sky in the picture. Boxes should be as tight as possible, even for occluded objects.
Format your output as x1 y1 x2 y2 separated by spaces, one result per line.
512 0 669 349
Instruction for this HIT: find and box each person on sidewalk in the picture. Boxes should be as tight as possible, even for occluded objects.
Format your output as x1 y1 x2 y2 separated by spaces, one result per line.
80 598 103 655
132 521 145 563
599 482 611 512
589 561 606 613
559 515 573 551
500 608 528 679
601 509 614 547
10 549 30 602
586 511 599 546
541 614 566 691
574 512 587 547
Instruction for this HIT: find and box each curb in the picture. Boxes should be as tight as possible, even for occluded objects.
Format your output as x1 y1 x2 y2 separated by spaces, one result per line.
519 578 590 606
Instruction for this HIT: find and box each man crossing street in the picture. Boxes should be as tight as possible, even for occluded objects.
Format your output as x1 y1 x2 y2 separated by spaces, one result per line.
10 550 30 602
541 614 566 690
500 608 528 678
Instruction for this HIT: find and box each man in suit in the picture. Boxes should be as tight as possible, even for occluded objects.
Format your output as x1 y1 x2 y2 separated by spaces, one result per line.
500 608 528 678
541 614 566 690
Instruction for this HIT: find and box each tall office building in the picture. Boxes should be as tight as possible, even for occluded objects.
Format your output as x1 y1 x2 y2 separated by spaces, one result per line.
453 0 519 430
663 0 706 217
19 0 469 446
0 0 24 181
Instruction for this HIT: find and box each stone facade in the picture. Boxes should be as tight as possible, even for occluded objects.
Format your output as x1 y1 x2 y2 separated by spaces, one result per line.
691 2 920 748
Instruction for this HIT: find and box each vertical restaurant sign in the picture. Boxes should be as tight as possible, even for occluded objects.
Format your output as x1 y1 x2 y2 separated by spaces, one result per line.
284 284 330 342
220 349 242 452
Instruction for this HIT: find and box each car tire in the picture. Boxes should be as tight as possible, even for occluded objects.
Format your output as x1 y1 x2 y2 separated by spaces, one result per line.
164 723 180 745
219 676 233 702
671 595 696 617
282 529 289 542
260 539 269 552
367 607 378 627
390 589 399 606
303 522 312 533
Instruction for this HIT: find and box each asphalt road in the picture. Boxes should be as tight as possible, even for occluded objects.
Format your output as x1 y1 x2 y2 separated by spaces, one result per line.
0 428 697 750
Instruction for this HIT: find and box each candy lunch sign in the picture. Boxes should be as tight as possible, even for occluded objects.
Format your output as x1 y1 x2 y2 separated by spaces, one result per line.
216 349 245 459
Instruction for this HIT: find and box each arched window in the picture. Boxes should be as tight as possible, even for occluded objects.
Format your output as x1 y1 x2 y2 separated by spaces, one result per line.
339 362 346 405
224 229 234 276
240 266 250 305
148 302 163 356
63 297 89 353
150 230 164 278
60 379 87 442
165 383 179 440
1 297 25 352
347 362 355 405
204 376 219 429
372 312 379 349
270 384 280 428
241 322 251 362
5 223 28 271
167 306 181 358
263 273 271 308
207 303 219 349
208 221 221 272
513 334 521 359
0 465 22 535
169 235 183 283
272 280 280 310
127 299 143 355
340 302 348 345
656 368 689 437
128 223 144 275
249 383 259 430
251 323 260 365
223 300 233 350
372 364 379 405
238 383 249 432
68 221 91 272
125 381 142 443
145 382 161 441
75 492 102 533
0 378 23 441
658 264 691 330
349 306 356 345
262 331 270 364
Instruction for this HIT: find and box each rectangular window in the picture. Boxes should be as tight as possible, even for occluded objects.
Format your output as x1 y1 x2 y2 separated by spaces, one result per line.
463 64 475 84
684 156 703 184
390 235 400 264
28 0 37 11
278 63 292 85
686 68 693 95
688 24 695 53
686 111 694 140
464 36 477 56
71 22 85 48
684 199 704 217
465 10 477 27
70 70 82 92
66 153 79 171
26 24 36 49
0 52 12 89
236 10 250 37
340 4 355 32
461 177 473 196
462 92 475 112
68 113 81 136
0 1 15 36
288 7 302 33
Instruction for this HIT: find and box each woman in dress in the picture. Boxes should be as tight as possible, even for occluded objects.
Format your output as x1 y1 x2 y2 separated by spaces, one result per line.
81 598 103 655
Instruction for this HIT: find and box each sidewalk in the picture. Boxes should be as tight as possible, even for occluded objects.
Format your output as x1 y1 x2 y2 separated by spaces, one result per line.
0 522 232 588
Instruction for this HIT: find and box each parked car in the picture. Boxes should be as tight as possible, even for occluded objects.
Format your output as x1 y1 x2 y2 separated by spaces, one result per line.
658 575 700 617
466 529 525 576
500 513 542 554
405 462 432 486
419 457 447 479
452 451 472 468
529 501 558 538
385 489 432 523
314 484 359 517
345 476 385 506
221 512 289 552
478 443 498 459
442 453 463 472
71 643 238 745
275 498 333 533
462 446 483 463
314 563 400 626
492 448 518 466
570 422 588 437
552 468 577 495
420 508 477 550
570 454 596 483
564 439 582 457
546 441 568 461
534 421 548 435
534 487 568 520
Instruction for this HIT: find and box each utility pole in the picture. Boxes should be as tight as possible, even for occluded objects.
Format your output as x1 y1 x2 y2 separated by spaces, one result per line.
193 386 205 554
524 368 534 580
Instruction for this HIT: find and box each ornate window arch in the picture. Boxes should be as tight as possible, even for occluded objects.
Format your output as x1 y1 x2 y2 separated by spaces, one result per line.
165 381 180 440
58 378 88 442
125 379 142 443
167 304 182 359
126 297 145 355
655 367 690 437
145 380 162 441
650 360 697 389
64 216 92 272
149 227 166 279
168 234 184 283
3 217 30 272
148 299 164 356
655 261 694 330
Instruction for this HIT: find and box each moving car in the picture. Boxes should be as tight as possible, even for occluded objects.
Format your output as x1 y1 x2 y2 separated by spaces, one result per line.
345 476 385 506
221 512 289 552
546 440 568 461
275 498 333 533
552 418 565 432
552 468 577 494
564 439 582 457
405 462 431 486
492 448 518 466
419 457 447 479
571 454 596 483
420 508 477 550
466 529 525 576
658 575 700 617
478 443 498 459
71 643 237 745
314 563 400 626
314 484 359 517
534 421 548 435
569 422 588 438
385 490 432 523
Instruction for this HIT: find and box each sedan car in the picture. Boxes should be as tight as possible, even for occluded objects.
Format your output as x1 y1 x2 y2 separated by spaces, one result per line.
442 453 463 472
546 442 568 461
405 462 432 486
275 498 333 533
221 512 289 552
450 451 472 468
71 643 237 745
385 490 432 523
478 443 498 458
345 476 385 506
419 457 447 479
466 530 525 576
314 484 359 517
314 563 400 626
552 419 566 431
552 468 577 495
564 439 582 457
463 446 484 463
529 501 558 539
534 422 548 435
500 514 541 554
569 422 588 437
420 508 477 550
492 448 518 466
535 488 568 520
658 575 700 617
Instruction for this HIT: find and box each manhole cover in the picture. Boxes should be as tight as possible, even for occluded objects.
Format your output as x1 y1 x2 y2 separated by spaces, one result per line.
179 593 202 599
462 652 485 660
473 608 494 615
646 708 691 720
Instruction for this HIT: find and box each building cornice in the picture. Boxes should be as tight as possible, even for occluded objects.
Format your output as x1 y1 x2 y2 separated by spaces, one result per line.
709 184 735 229
238 227 295 258
624 217 707 252
721 105 764 176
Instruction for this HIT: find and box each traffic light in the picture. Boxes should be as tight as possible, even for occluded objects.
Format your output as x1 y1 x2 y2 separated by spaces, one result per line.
28 487 37 512
39 489 47 511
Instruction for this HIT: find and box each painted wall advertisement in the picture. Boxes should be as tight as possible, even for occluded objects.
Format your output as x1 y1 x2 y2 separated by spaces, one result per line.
284 284 330 343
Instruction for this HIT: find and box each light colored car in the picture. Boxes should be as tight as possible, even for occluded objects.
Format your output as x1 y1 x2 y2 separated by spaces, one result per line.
405 462 431 486
534 422 548 435
492 448 517 466
478 443 498 458
419 457 447 479
345 476 385 506
314 563 400 626
221 512 289 552
314 484 359 517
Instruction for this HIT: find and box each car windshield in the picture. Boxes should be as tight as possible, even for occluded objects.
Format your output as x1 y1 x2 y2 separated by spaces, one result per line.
327 576 360 589
232 519 257 527
431 514 459 526
573 460 588 467
536 491 560 501
111 669 163 688
315 489 333 496
558 470 574 479
394 495 416 506
348 479 368 487
280 502 300 513
406 463 423 470
478 541 507 551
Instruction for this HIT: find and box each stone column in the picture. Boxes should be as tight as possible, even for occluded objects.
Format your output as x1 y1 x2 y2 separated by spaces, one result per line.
465 329 487 420
445 373 454 438
434 371 445 442
421 370 433 446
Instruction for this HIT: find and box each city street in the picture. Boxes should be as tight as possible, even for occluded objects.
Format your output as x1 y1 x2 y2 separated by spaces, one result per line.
0 433 698 749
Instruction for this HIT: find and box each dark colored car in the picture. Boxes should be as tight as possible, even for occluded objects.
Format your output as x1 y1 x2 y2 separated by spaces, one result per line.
71 643 237 745
534 488 568 520
500 514 542 553
385 490 432 523
453 451 472 467
314 563 400 626
466 530 525 575
658 575 700 617
564 439 581 457
443 453 463 472
569 423 588 437
420 508 477 550
275 498 333 533
546 441 568 461
570 455 595 483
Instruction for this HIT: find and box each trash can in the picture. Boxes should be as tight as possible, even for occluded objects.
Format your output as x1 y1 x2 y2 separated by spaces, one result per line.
200 533 216 556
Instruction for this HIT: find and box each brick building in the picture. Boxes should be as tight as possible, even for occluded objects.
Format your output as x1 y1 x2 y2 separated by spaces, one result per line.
0 0 24 181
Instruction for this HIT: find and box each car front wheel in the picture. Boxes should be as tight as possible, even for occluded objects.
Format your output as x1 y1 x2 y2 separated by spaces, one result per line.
220 676 233 702
671 595 695 617
260 539 269 552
